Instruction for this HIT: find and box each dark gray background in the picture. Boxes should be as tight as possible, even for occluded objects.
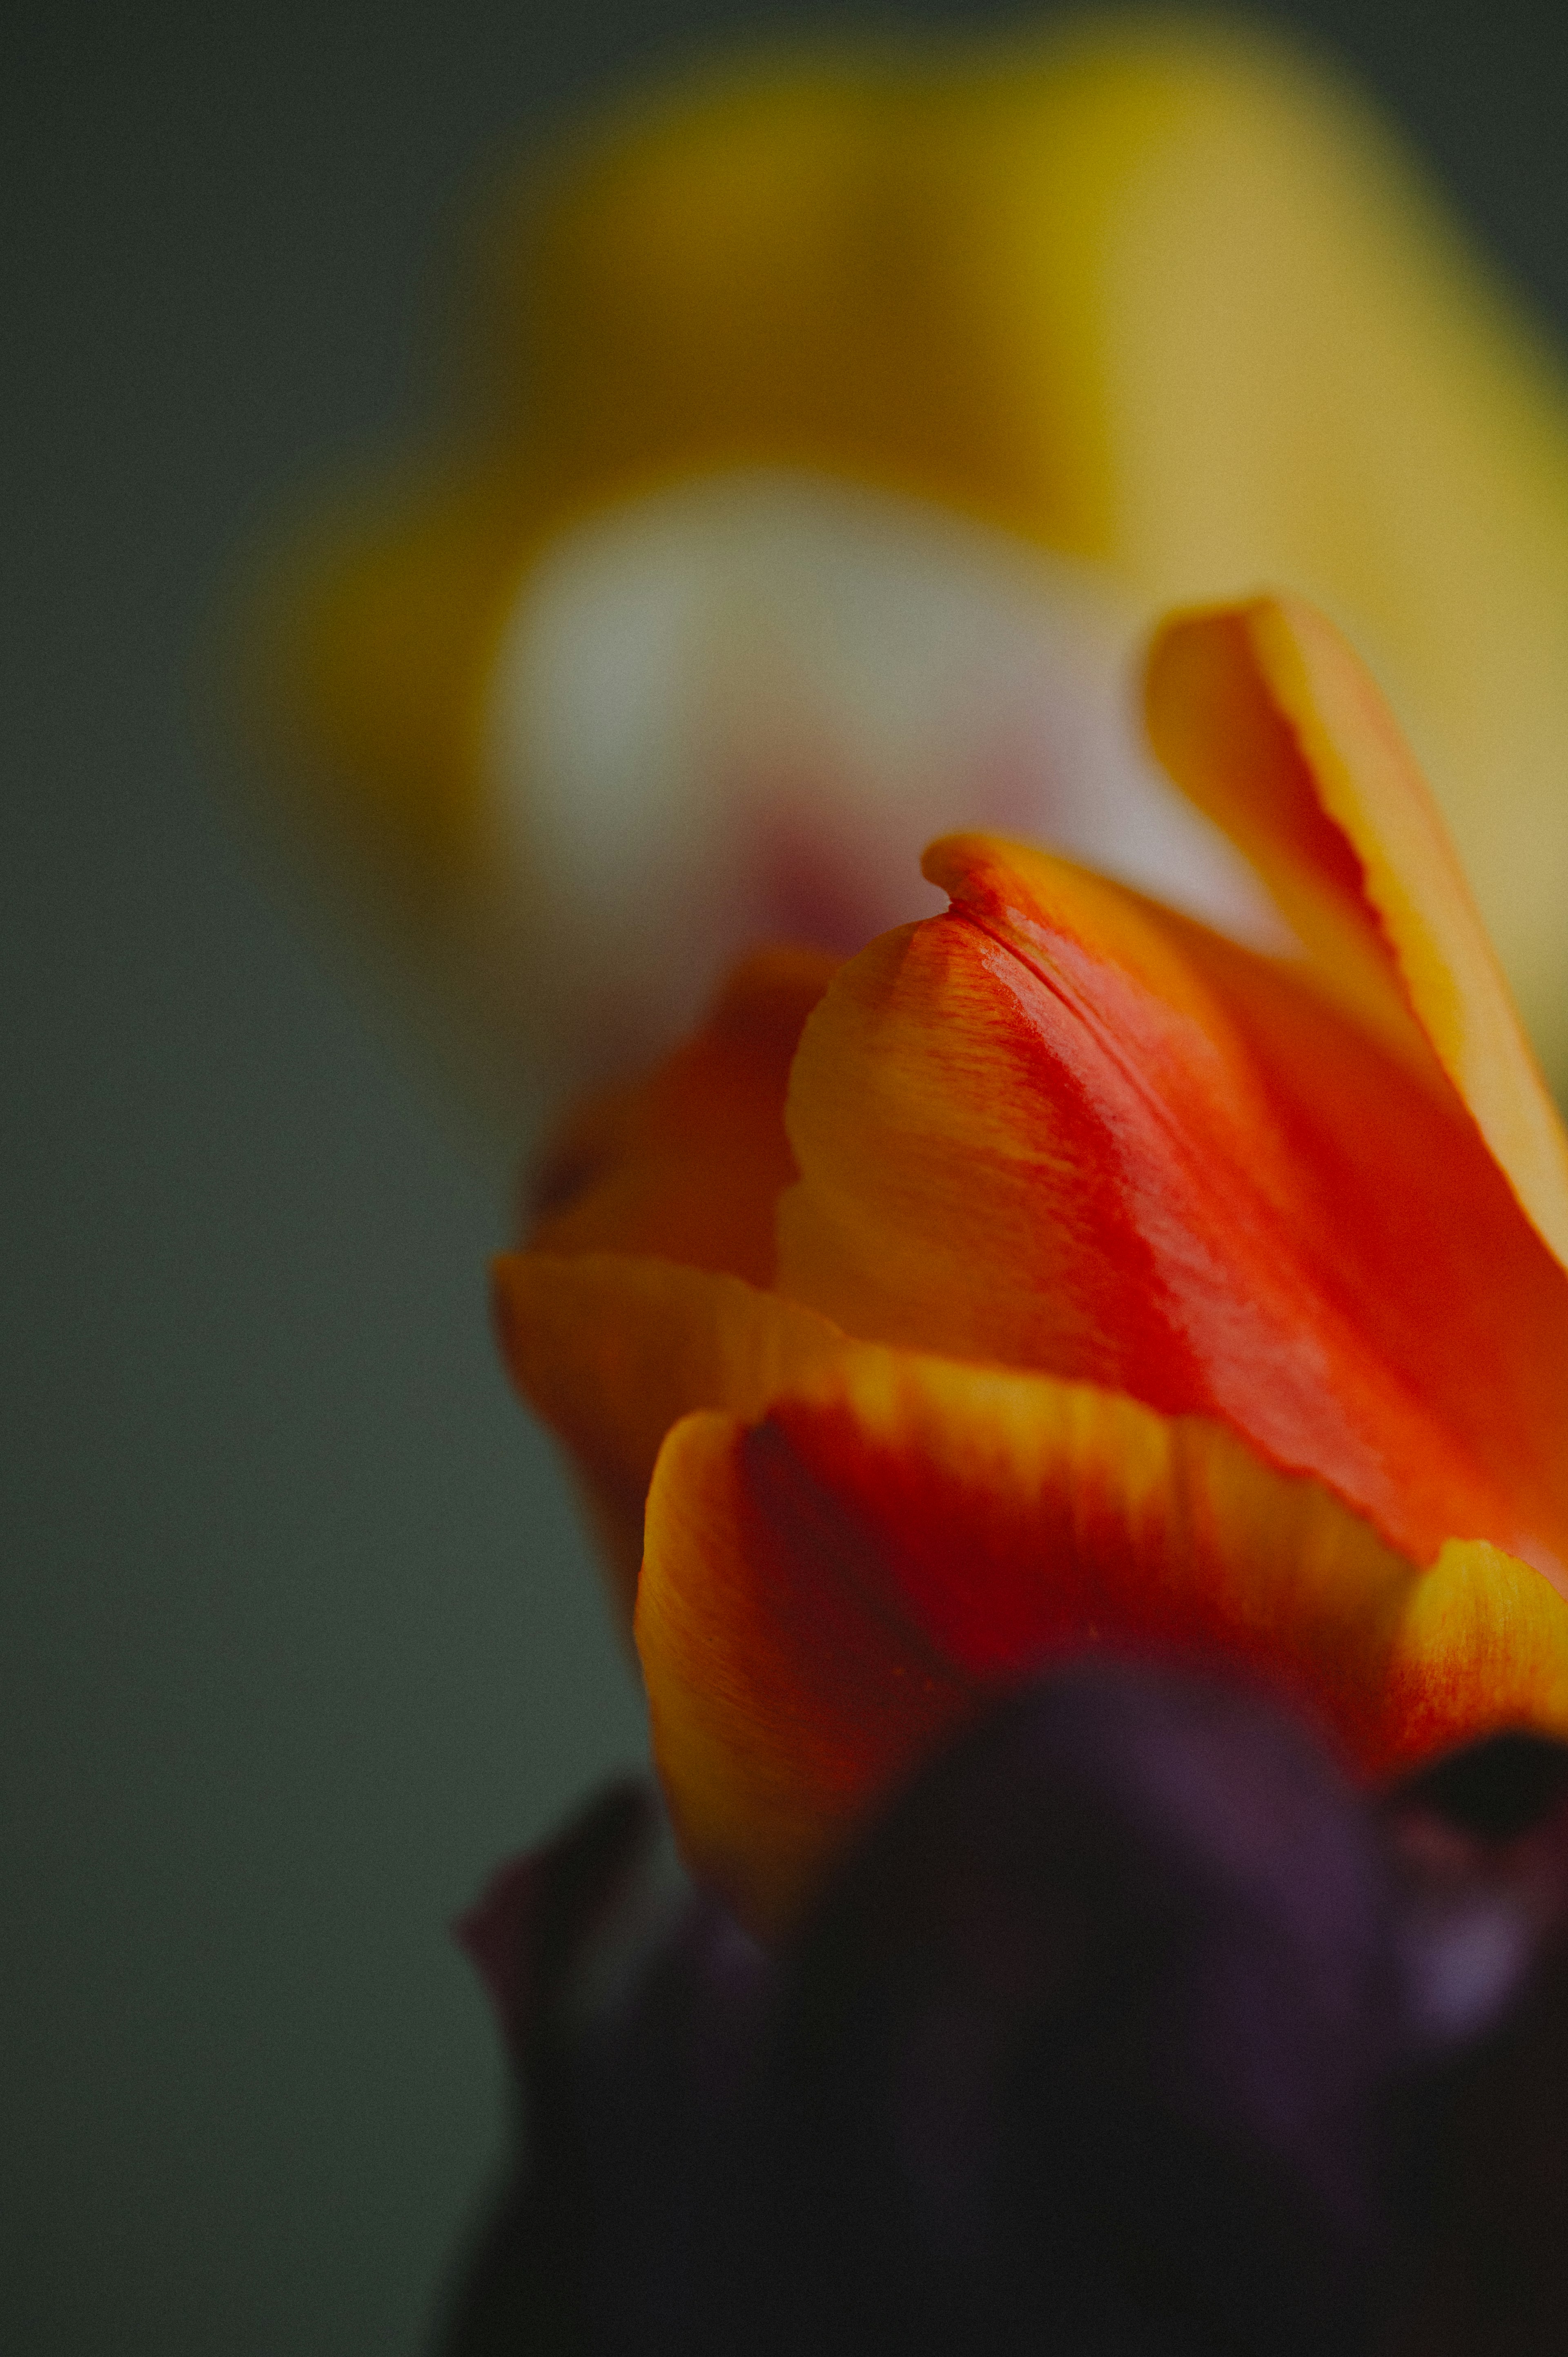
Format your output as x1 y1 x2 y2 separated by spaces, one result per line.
5 2 1566 2348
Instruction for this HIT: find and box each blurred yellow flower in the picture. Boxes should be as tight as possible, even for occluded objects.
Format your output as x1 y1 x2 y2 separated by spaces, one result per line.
244 16 1568 1148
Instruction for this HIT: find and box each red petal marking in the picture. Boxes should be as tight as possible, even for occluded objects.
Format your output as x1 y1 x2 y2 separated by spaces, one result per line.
778 841 1568 1585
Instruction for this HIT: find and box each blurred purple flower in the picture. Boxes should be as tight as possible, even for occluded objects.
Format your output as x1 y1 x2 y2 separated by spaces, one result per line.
436 1664 1568 2355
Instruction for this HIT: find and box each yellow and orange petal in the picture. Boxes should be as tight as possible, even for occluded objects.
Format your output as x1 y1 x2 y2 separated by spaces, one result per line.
637 1346 1568 1938
1146 595 1568 1269
492 1250 842 1618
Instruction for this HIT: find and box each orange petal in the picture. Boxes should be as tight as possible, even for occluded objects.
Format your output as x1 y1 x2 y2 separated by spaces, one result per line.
637 1345 1568 1937
777 837 1568 1583
526 943 838 1286
1145 595 1568 1270
492 1248 843 1620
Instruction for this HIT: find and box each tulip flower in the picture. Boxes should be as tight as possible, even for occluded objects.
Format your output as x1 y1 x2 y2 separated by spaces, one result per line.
248 17 1568 1141
495 593 1568 1942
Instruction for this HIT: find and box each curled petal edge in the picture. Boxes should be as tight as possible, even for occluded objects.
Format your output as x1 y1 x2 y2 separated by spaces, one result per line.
1145 594 1568 1271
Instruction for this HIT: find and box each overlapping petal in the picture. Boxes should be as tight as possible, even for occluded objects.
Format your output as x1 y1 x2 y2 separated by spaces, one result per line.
494 1253 842 1617
494 943 837 1600
637 1346 1568 1936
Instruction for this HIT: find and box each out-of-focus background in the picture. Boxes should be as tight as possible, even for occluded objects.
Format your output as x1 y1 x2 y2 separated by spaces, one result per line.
4 1 1566 2348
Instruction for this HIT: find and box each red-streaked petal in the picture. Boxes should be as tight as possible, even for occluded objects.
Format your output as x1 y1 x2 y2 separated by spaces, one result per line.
777 843 1568 1583
1146 595 1568 1270
637 1345 1568 1938
492 1248 844 1619
527 943 839 1286
638 1403 976 1944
